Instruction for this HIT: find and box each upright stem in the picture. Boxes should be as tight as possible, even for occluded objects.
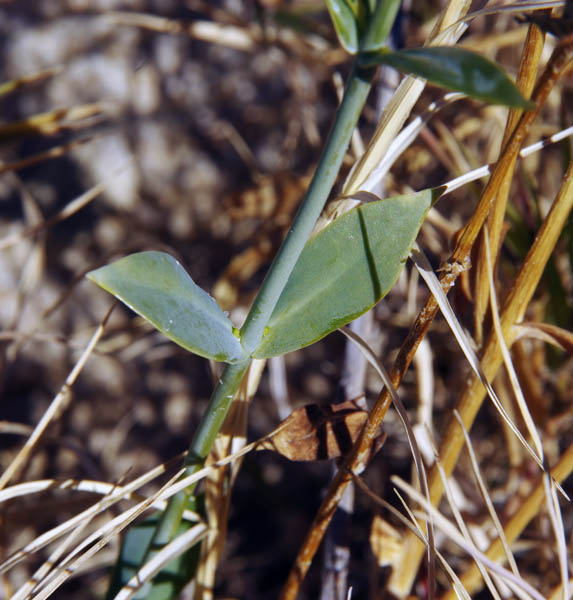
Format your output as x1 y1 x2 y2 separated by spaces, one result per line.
147 360 250 552
142 60 376 569
240 62 375 353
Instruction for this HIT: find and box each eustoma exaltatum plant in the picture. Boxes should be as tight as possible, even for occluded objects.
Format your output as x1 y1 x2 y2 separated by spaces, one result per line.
88 1 531 597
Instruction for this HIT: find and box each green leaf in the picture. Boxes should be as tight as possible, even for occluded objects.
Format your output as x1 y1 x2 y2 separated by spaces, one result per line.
359 47 534 108
253 189 441 358
88 251 247 363
106 511 200 600
326 0 359 53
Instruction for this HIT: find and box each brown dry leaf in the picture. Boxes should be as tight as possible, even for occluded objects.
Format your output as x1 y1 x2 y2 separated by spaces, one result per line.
370 515 403 567
260 399 382 462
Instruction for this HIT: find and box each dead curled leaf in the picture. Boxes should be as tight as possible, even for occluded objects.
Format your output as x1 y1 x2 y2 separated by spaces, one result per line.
259 399 384 462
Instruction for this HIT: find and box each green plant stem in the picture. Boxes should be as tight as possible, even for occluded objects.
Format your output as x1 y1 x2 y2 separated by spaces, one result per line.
240 61 376 353
148 360 250 549
140 58 376 580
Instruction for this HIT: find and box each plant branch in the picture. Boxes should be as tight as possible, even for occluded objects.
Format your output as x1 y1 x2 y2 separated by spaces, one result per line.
139 59 377 583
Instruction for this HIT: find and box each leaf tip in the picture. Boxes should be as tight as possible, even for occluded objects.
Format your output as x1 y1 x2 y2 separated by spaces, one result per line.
86 265 104 285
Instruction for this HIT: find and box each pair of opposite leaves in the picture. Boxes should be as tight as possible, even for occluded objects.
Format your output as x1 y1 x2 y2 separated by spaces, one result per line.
88 188 440 363
87 33 534 360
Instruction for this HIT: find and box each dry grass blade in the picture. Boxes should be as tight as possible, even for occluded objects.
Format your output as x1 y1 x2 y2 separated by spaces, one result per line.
514 322 573 353
473 16 545 345
0 135 101 176
356 476 473 599
338 326 437 592
411 247 543 468
452 411 520 577
20 468 189 600
0 67 61 96
0 304 115 490
542 474 569 600
105 11 257 51
0 104 107 140
358 92 464 193
392 475 547 600
483 225 544 460
13 500 102 600
442 442 573 599
0 454 196 575
441 125 573 196
431 448 504 600
113 523 209 600
0 171 123 251
453 0 565 22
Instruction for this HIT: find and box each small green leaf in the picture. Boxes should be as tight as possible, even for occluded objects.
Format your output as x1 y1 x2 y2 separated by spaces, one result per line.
359 47 534 108
253 189 441 358
326 0 359 53
88 251 247 363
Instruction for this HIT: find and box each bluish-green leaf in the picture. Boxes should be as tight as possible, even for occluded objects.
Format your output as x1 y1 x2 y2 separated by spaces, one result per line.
326 0 359 53
88 251 247 363
253 189 441 358
359 47 534 108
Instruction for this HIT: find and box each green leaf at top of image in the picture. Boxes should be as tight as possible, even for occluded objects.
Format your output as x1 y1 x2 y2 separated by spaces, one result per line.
88 251 247 364
253 189 441 359
326 0 359 53
359 47 534 108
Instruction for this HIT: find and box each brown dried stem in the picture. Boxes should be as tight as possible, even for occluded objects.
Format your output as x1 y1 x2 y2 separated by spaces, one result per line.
473 21 546 344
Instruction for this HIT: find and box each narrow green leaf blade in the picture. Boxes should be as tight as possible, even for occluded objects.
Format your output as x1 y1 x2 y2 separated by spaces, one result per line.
360 47 534 108
88 251 246 363
326 0 359 53
253 189 440 358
